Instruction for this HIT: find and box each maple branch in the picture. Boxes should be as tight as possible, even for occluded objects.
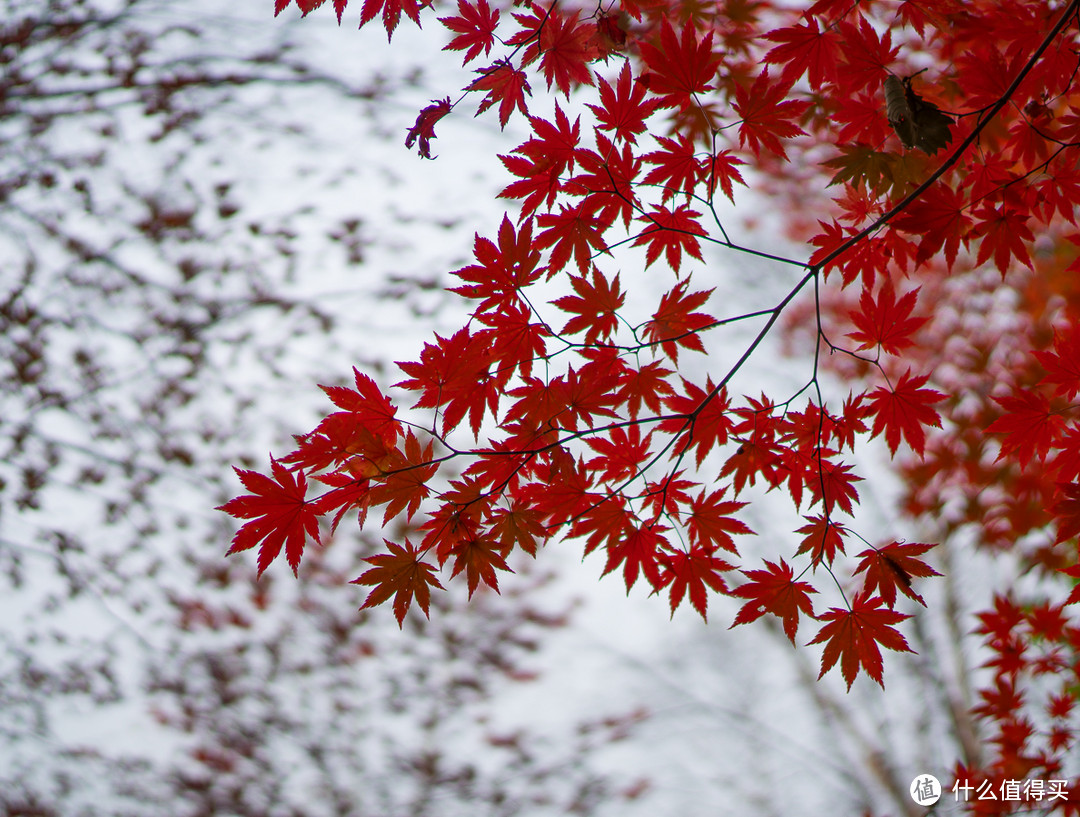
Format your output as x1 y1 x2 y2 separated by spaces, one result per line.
805 270 850 602
626 305 779 352
685 266 816 418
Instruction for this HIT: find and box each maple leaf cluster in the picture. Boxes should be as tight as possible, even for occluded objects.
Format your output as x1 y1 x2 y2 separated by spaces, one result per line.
764 0 1080 802
235 0 1080 741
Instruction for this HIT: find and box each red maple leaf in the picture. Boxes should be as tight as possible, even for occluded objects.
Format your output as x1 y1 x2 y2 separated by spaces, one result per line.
366 429 437 524
835 14 897 90
311 469 370 533
559 360 623 429
571 135 641 228
284 414 391 475
805 452 861 516
867 370 945 457
447 536 512 597
499 104 584 215
732 558 817 644
450 214 542 312
779 398 863 459
353 539 445 626
659 545 734 621
276 0 348 23
795 513 847 567
1052 483 1080 546
974 594 1024 641
585 423 653 483
469 61 532 128
831 93 893 146
282 367 400 471
503 375 562 434
808 591 913 689
477 301 549 381
462 439 530 494
853 541 941 607
892 183 969 270
619 360 675 420
439 0 500 65
971 205 1036 275
218 459 322 577
703 150 746 202
835 393 871 453
603 523 668 591
516 6 597 96
535 203 608 274
396 327 496 433
489 501 547 556
551 268 625 343
638 19 722 110
890 0 960 36
420 482 490 565
846 281 927 355
986 390 1066 463
639 471 696 520
733 69 808 159
642 133 703 204
586 62 660 145
632 205 706 271
500 153 562 216
1050 426 1080 485
685 487 752 553
524 451 599 527
572 494 633 557
643 280 715 363
763 16 840 90
319 367 399 446
809 218 858 284
1035 159 1080 223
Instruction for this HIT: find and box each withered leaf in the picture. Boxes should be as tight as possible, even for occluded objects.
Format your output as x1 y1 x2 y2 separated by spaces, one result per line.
884 74 953 156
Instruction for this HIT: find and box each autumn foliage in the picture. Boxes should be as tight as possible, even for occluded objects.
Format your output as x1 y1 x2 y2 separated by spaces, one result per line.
225 0 1080 808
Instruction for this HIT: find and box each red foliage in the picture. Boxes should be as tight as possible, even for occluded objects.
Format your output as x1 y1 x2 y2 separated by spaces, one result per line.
469 61 532 127
353 539 444 626
218 460 322 577
808 591 912 690
853 541 941 607
229 0 1080 805
866 370 945 457
638 20 722 110
439 0 500 64
732 558 816 644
